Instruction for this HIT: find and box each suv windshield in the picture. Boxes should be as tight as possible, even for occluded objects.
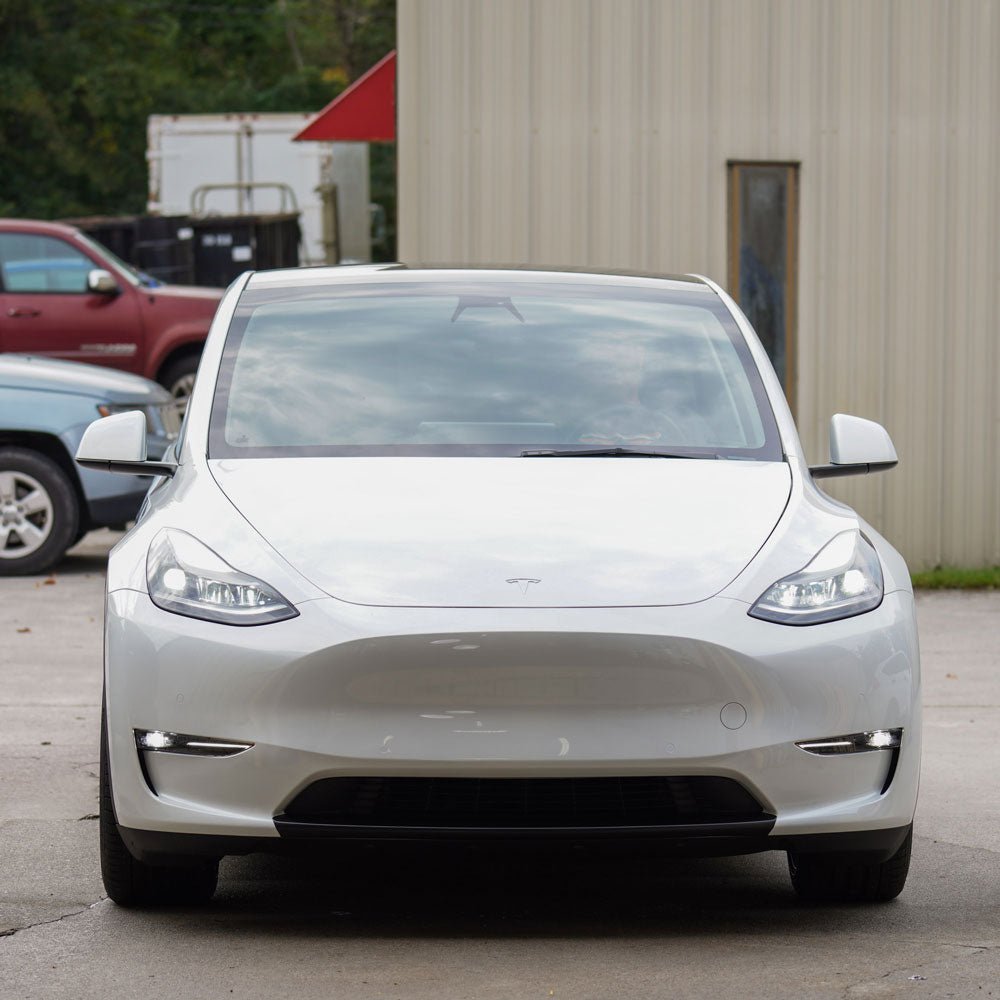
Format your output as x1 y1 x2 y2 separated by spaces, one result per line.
209 278 782 460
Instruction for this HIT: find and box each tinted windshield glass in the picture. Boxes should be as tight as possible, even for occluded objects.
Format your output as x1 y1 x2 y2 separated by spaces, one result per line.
210 279 781 460
73 233 140 286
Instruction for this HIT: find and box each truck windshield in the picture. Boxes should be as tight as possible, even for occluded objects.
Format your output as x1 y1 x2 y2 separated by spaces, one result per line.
209 279 782 461
74 233 156 288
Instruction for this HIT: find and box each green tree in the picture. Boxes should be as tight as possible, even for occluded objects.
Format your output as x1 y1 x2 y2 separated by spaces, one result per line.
0 0 395 252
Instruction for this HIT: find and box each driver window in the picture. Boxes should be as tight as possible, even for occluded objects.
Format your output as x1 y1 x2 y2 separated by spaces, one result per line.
0 233 93 293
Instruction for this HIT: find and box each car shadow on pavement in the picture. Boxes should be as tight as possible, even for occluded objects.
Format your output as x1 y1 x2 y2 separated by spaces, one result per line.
140 844 908 938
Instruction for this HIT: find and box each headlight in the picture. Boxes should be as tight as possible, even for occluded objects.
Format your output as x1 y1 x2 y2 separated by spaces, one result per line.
749 531 883 625
146 528 298 626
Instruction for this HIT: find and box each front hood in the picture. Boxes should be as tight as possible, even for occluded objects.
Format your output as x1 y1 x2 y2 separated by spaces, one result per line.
0 354 170 403
210 458 791 608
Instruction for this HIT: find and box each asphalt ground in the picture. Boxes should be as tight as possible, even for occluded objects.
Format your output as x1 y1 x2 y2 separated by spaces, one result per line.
1 530 997 999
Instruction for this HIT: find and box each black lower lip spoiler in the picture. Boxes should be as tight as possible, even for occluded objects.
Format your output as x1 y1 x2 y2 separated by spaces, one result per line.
271 816 777 841
118 820 911 866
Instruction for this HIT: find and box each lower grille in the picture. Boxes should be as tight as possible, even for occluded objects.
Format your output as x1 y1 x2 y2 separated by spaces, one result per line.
278 776 768 830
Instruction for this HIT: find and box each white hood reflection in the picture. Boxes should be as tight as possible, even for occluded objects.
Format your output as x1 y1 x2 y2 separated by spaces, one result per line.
209 457 791 608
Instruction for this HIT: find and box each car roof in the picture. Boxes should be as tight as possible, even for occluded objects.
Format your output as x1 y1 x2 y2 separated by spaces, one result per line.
246 263 715 294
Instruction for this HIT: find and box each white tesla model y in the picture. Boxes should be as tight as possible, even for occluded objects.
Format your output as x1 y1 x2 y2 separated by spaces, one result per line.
77 267 919 906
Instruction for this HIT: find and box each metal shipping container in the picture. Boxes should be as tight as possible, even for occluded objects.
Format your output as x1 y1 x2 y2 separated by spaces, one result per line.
147 113 372 266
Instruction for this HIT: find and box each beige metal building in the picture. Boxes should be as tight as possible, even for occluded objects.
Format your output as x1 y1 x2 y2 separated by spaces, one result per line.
396 0 1000 569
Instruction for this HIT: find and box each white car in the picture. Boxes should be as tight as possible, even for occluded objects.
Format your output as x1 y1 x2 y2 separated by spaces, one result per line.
77 267 919 907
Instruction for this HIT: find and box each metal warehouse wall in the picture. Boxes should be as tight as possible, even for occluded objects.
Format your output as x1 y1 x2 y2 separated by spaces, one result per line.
397 0 1000 570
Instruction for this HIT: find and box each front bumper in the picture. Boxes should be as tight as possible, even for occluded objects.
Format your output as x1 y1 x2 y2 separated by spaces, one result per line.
105 589 920 854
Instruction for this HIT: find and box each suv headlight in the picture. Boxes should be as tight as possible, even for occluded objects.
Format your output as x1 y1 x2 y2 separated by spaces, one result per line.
98 402 180 440
146 528 298 626
749 531 883 625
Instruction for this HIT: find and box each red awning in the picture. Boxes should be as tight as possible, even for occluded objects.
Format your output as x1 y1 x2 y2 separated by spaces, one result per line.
294 50 395 142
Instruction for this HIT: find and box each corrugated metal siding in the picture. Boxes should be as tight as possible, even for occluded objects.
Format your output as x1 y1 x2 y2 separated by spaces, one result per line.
398 0 1000 569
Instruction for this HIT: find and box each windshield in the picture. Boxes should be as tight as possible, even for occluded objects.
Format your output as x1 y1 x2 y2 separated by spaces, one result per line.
209 279 782 460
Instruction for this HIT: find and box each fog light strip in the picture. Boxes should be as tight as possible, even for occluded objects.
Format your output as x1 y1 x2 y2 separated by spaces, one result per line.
184 741 253 750
797 728 902 756
134 729 253 757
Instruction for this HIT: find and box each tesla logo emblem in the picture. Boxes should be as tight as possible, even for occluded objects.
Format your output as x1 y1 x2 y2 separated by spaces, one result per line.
506 577 541 594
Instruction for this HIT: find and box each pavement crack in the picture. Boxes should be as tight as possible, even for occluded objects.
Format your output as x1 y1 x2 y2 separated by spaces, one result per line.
915 834 1000 856
925 703 1000 708
0 898 104 939
841 963 921 999
840 942 992 998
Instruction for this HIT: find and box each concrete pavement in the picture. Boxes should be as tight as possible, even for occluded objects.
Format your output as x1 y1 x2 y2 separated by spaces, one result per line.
1 531 997 999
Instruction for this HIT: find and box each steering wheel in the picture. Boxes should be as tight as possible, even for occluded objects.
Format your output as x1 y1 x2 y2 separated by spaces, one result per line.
570 403 687 447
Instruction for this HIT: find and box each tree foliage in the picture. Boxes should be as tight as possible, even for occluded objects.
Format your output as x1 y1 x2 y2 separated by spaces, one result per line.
0 0 395 233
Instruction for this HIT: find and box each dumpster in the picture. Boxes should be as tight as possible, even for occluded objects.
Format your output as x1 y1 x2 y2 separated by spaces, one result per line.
66 215 195 285
133 215 195 285
190 214 300 287
66 212 300 288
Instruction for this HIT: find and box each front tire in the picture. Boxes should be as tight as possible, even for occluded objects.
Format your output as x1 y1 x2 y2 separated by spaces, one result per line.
0 448 79 576
788 826 913 902
100 702 218 906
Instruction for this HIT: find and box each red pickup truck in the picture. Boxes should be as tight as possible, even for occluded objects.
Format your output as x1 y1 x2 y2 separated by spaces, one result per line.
0 219 222 397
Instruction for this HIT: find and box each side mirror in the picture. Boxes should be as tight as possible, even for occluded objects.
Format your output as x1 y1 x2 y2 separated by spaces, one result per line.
810 414 898 479
87 269 119 295
75 411 177 477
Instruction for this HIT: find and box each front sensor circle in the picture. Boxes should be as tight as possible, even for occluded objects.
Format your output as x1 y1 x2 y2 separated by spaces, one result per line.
720 702 748 730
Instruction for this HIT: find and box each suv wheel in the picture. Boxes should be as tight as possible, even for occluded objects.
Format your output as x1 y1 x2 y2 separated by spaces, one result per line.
788 826 913 902
0 448 79 576
100 700 219 906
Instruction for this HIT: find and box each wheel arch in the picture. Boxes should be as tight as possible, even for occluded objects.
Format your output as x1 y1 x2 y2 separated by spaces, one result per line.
153 339 205 388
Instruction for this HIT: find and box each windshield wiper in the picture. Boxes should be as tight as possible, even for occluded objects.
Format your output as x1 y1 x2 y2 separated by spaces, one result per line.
520 447 718 459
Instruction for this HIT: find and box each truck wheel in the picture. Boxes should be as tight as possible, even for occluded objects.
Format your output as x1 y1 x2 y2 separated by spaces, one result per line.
159 354 201 402
0 448 79 576
100 699 219 907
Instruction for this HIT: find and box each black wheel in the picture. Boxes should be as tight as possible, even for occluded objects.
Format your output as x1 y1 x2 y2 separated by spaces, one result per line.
0 447 79 576
100 700 218 906
159 353 201 403
788 826 912 902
